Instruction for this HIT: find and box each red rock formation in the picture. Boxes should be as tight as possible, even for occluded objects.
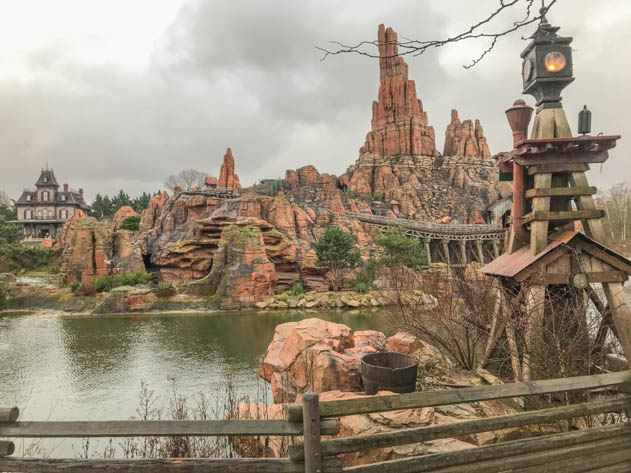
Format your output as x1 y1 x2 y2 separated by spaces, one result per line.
218 148 242 189
187 218 277 309
59 208 145 283
111 206 138 232
359 25 437 162
443 110 491 159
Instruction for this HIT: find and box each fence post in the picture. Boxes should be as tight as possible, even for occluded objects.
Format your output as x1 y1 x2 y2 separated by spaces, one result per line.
0 407 18 457
302 392 322 473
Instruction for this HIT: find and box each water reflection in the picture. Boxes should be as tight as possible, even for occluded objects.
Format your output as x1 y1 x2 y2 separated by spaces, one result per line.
0 309 387 426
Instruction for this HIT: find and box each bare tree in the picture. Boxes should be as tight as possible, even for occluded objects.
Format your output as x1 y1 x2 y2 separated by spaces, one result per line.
318 0 558 69
0 190 12 206
163 169 207 192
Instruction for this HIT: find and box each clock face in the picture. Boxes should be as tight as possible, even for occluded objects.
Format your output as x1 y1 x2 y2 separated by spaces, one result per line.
522 58 533 82
571 272 588 289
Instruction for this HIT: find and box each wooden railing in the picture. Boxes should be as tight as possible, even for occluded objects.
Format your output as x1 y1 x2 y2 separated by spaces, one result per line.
1 370 630 472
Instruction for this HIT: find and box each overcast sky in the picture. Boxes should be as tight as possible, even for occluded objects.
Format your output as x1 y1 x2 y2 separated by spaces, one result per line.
1 0 630 202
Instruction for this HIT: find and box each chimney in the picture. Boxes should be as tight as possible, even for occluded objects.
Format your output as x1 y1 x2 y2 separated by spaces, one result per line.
79 189 84 201
64 183 69 192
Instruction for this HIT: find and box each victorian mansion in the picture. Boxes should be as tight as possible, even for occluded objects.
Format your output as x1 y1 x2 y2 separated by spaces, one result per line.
13 168 88 241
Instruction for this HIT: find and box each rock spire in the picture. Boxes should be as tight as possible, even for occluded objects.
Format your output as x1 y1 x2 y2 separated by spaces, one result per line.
218 148 242 189
443 110 491 159
359 24 437 162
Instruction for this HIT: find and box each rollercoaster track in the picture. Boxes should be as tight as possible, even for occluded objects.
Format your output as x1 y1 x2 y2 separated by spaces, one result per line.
346 212 506 242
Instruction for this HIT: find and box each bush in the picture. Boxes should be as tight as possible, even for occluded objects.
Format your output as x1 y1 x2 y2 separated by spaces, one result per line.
92 271 152 293
69 281 81 293
0 243 57 273
119 216 140 232
352 270 372 294
154 281 177 298
75 282 97 297
289 282 305 296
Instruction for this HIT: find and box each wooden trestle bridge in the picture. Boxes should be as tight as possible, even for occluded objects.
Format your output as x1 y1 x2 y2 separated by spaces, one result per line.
346 212 506 266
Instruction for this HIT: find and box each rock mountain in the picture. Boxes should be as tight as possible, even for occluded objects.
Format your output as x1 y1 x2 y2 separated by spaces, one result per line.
59 25 503 308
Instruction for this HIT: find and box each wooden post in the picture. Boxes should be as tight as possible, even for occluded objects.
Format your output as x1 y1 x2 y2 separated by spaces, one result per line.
302 392 322 473
492 240 500 259
441 240 451 267
522 285 546 381
0 407 19 423
0 441 14 457
459 241 468 266
529 172 552 255
424 239 432 265
476 239 485 264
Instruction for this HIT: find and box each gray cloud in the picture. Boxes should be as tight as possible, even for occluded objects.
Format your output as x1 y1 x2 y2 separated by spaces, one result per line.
0 0 629 202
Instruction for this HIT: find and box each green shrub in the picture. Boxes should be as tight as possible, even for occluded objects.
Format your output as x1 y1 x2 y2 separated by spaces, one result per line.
69 281 81 293
289 282 305 296
154 281 176 298
75 282 97 297
119 216 140 231
0 243 57 273
92 271 152 293
352 270 373 294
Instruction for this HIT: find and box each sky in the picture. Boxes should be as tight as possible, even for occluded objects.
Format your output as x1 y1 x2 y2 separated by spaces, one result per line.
1 0 630 202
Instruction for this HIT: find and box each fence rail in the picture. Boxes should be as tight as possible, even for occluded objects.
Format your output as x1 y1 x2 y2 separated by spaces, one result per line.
1 370 630 472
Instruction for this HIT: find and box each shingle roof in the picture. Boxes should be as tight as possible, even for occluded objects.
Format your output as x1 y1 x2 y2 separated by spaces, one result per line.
35 170 59 187
480 231 631 279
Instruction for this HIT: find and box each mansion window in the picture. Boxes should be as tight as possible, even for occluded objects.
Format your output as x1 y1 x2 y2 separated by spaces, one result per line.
61 195 66 201
25 210 32 219
43 191 49 201
60 210 68 219
26 195 32 201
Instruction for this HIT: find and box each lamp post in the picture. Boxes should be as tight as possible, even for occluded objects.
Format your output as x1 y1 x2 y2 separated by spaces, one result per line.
521 9 574 138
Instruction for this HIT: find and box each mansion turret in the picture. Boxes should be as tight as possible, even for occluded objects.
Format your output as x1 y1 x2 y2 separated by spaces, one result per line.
13 169 87 241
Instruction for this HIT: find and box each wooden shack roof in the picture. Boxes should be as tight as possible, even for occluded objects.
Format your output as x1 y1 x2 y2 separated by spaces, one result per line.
481 231 631 280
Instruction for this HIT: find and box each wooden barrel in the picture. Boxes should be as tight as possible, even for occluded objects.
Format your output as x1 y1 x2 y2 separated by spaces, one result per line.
360 352 419 395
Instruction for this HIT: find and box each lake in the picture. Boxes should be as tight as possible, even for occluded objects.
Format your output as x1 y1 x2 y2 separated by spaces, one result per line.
0 309 387 455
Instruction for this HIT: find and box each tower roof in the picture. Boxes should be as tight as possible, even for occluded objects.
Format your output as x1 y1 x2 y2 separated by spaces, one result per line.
35 169 59 188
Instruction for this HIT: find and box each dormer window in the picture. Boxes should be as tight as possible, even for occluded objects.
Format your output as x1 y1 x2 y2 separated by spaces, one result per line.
26 195 31 201
43 177 48 183
61 195 66 201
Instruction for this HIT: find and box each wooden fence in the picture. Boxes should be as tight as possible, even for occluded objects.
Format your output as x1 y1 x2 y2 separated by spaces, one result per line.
1 370 630 472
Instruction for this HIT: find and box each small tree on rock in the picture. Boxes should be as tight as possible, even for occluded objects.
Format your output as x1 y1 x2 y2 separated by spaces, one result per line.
315 225 359 291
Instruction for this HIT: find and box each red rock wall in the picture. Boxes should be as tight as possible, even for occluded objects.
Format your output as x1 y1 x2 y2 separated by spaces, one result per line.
218 148 241 189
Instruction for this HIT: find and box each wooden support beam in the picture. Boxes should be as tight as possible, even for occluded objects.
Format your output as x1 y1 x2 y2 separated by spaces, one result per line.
514 150 608 165
302 393 322 473
442 240 451 266
0 457 343 473
527 163 590 175
525 186 597 199
522 209 605 224
424 239 432 265
522 285 546 381
492 240 500 259
284 370 631 421
342 423 631 473
459 241 467 266
288 397 631 461
0 418 339 438
476 240 484 264
530 173 552 255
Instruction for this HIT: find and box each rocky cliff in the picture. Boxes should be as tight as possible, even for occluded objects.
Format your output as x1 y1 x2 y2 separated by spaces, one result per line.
59 24 504 307
339 24 501 223
59 206 145 283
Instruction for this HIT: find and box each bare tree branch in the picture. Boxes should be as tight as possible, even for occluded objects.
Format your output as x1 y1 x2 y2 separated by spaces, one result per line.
317 0 558 68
